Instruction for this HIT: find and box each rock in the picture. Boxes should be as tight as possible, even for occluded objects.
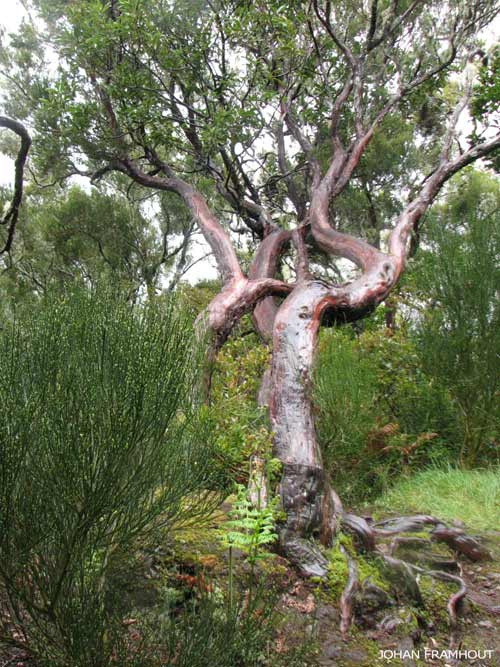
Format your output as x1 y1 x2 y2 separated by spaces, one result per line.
376 615 404 634
281 532 329 578
392 540 459 573
357 582 393 612
398 637 417 667
382 556 424 606
315 603 340 623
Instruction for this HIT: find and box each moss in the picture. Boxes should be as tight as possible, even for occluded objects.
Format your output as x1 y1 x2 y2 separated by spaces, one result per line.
169 518 227 572
315 541 349 602
399 531 430 540
337 628 405 667
338 532 357 556
257 558 288 578
317 534 392 603
417 575 457 628
356 554 391 592
325 546 349 600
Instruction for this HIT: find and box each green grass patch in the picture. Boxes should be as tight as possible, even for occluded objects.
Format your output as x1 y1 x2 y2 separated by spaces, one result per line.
372 468 500 531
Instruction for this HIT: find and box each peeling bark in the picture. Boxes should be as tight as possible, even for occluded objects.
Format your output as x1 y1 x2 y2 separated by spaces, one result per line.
269 281 338 574
268 260 398 570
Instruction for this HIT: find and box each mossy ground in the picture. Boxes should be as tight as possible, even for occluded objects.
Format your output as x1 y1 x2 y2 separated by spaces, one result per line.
4 499 498 667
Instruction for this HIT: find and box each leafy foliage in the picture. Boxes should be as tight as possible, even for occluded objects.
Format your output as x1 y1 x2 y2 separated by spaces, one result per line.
314 326 458 502
471 45 500 119
220 484 278 566
208 332 275 484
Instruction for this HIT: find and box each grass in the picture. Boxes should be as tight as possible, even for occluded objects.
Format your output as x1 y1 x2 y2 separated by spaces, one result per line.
372 467 500 532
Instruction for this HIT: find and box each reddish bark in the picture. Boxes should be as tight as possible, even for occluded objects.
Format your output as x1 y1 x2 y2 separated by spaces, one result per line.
248 228 292 341
81 49 500 576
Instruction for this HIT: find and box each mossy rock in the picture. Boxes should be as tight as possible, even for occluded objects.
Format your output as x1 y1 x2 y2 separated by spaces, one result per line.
417 575 458 629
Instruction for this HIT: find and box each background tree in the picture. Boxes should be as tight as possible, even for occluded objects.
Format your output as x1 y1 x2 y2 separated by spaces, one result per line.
415 168 500 467
1 0 500 576
0 183 198 313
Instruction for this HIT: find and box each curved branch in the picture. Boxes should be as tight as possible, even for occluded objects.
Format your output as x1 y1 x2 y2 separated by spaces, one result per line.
312 0 356 69
0 117 31 255
310 183 386 271
389 131 500 276
202 275 294 348
248 229 293 340
113 157 242 283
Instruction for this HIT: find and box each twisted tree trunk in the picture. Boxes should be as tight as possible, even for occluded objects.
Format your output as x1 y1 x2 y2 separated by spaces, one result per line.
270 282 338 576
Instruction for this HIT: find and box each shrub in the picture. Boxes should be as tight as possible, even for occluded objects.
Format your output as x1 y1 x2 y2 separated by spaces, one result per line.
0 288 217 665
414 170 500 466
313 327 460 503
127 588 317 667
208 333 275 485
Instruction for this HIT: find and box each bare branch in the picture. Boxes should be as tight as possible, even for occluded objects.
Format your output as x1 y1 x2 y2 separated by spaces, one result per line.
367 0 424 52
281 96 322 188
312 0 356 68
0 117 31 255
275 118 307 218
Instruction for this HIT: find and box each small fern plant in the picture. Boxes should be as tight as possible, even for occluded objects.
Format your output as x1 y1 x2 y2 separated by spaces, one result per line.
220 484 278 606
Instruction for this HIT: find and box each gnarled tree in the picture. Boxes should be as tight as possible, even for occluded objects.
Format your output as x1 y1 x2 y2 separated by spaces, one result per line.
1 0 500 576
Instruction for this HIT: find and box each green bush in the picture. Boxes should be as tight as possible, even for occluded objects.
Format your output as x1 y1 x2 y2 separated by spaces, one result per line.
313 327 460 503
314 328 380 477
208 333 275 485
414 170 500 466
0 288 217 665
128 589 317 667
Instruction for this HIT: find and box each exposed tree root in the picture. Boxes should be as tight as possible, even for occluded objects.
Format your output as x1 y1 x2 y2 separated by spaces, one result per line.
411 564 467 627
372 514 441 534
338 545 359 636
430 525 492 562
324 512 492 639
341 514 376 551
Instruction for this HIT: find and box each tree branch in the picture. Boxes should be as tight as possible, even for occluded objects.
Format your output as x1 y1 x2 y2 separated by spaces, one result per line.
0 117 31 255
249 228 293 340
389 131 500 274
112 157 243 283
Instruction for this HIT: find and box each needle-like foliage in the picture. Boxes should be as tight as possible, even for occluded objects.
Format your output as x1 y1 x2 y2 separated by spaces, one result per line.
0 287 217 665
